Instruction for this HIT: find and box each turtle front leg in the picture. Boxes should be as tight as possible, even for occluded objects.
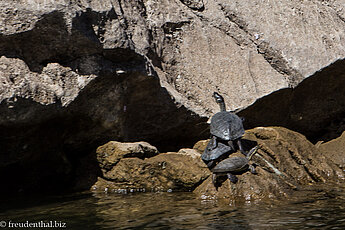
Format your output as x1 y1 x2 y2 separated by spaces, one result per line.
227 173 238 183
237 138 247 156
212 173 218 185
209 135 218 150
228 140 236 151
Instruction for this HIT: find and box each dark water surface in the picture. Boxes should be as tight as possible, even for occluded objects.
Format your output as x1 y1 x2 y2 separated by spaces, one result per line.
0 183 344 229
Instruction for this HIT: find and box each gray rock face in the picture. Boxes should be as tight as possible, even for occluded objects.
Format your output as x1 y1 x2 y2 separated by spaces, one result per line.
0 0 345 194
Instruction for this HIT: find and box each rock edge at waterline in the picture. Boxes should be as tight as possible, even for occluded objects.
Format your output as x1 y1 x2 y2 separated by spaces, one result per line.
91 127 345 202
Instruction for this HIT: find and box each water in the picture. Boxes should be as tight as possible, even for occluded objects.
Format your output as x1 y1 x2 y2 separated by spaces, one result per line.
0 183 344 229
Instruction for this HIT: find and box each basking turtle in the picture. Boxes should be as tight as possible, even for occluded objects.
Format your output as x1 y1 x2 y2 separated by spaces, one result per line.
209 92 246 155
202 141 232 168
212 146 258 185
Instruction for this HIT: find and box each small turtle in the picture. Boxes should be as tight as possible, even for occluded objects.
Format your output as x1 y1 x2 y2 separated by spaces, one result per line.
212 146 258 185
209 92 246 155
202 141 232 168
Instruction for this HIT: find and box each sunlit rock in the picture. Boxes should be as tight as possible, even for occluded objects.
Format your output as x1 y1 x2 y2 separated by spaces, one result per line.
194 127 344 202
92 144 210 192
318 131 345 176
96 141 159 171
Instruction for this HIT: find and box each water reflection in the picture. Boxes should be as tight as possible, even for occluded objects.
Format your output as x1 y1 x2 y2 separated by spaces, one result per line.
0 183 344 229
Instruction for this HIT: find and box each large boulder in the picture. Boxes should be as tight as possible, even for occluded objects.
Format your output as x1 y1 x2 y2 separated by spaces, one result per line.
92 127 344 200
96 141 159 171
194 127 344 202
92 142 209 192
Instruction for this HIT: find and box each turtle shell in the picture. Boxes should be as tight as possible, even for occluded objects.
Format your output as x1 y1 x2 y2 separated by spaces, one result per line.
202 141 232 161
210 111 245 141
212 157 248 173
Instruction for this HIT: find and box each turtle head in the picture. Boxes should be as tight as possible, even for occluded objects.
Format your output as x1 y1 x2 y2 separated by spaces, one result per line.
213 92 226 111
212 92 224 103
247 146 259 160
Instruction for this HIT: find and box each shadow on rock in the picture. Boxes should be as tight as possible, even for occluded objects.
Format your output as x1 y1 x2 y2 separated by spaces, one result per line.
0 9 208 195
239 58 345 143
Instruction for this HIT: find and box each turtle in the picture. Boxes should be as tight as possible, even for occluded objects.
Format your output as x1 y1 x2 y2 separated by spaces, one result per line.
212 146 258 185
209 92 246 155
201 141 232 168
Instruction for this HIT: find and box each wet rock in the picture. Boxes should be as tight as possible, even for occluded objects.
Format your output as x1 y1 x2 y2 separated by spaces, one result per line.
194 127 344 202
92 146 209 192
